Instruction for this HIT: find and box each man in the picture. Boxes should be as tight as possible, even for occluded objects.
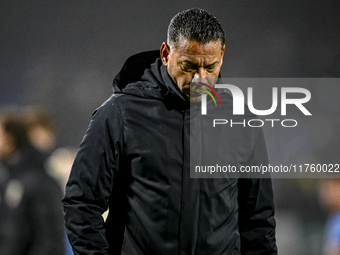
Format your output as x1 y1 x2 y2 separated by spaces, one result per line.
0 109 65 255
63 8 277 254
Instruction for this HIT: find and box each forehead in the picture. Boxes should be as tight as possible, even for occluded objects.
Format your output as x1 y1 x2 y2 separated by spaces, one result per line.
173 39 222 62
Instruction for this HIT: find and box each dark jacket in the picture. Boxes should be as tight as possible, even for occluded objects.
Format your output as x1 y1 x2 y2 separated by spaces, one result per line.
0 145 65 255
63 51 277 255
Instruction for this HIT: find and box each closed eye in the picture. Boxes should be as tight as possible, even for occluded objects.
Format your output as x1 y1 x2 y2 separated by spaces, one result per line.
180 63 197 72
205 64 217 72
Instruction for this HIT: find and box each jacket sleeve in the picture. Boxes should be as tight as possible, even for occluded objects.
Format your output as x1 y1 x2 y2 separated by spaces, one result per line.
238 128 277 255
62 96 123 255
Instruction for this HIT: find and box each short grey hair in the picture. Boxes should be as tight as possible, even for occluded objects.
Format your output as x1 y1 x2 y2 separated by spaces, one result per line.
167 8 226 50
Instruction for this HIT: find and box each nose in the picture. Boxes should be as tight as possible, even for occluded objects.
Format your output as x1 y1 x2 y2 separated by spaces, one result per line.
193 67 206 79
193 67 208 84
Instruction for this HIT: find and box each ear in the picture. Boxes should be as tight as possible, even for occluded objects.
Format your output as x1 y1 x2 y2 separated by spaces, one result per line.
160 42 171 66
221 44 226 58
220 44 226 66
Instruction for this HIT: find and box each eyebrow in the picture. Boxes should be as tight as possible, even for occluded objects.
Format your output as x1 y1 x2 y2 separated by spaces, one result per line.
205 63 218 68
182 60 219 68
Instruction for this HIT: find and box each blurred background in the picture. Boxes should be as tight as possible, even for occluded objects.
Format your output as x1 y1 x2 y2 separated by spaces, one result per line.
1 1 340 254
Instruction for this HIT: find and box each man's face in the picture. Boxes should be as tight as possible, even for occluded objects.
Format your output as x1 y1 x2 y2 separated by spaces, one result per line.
161 39 225 102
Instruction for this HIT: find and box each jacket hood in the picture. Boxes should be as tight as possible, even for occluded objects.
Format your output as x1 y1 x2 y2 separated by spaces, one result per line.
112 50 160 93
112 51 188 107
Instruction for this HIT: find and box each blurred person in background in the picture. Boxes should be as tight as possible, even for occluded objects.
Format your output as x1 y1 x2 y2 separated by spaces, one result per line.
25 106 74 255
0 108 65 255
46 146 78 255
319 178 340 255
25 106 57 157
273 178 326 255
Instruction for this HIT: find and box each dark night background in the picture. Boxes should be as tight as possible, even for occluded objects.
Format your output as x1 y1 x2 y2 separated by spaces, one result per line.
1 1 340 254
